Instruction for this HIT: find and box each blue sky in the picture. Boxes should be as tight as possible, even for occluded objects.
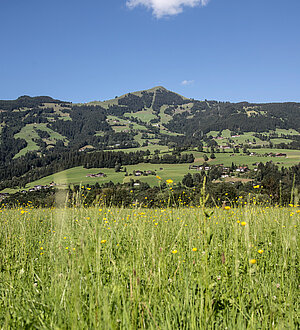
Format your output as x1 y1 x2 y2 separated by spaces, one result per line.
0 0 299 103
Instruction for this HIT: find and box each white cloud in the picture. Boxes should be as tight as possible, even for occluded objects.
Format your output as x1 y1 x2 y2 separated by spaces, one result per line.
181 79 194 86
126 0 210 18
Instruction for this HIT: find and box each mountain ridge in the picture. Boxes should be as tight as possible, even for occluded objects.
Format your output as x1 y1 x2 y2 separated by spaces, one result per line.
0 86 300 164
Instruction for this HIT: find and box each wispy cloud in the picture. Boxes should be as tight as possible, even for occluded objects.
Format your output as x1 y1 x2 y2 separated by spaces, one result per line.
126 0 210 18
181 79 194 86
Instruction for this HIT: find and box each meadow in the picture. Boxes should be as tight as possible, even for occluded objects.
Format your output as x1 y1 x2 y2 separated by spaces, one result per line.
0 204 299 329
3 147 300 194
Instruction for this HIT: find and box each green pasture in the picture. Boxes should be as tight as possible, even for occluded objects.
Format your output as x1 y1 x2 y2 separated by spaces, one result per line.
0 206 298 328
41 103 72 121
13 124 68 158
124 109 157 122
3 163 195 193
270 138 293 144
14 125 40 158
107 115 148 132
159 105 172 123
183 148 300 168
274 128 300 136
207 129 300 147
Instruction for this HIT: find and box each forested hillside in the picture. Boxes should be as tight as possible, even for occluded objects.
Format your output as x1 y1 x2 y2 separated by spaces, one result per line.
1 86 300 190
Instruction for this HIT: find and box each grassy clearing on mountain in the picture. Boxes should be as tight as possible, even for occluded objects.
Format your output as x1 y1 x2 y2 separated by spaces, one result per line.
41 103 71 121
182 148 300 168
14 125 40 157
208 129 300 148
159 105 173 123
107 115 148 132
14 124 68 158
1 205 298 328
124 109 157 122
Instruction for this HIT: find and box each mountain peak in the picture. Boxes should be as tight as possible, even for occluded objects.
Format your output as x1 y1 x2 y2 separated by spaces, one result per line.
148 86 167 91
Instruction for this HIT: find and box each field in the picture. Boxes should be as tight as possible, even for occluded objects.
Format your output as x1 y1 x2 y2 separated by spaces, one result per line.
2 163 199 193
206 148 300 168
2 146 300 194
208 129 300 147
14 124 68 158
0 205 299 328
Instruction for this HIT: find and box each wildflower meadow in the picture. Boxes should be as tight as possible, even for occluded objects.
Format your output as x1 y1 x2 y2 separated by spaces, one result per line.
0 203 299 328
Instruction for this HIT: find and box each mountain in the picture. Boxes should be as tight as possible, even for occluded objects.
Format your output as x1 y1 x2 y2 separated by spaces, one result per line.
0 86 299 165
1 86 300 190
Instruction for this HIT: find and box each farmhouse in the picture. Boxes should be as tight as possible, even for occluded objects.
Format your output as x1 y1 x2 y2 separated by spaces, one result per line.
236 166 249 173
86 172 106 178
79 145 95 152
189 165 203 170
266 153 286 158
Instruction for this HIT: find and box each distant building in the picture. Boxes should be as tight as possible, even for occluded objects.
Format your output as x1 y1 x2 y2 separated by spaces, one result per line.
236 166 249 173
86 172 106 178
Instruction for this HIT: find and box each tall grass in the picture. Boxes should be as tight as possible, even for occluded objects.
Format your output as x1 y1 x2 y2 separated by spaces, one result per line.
0 205 299 329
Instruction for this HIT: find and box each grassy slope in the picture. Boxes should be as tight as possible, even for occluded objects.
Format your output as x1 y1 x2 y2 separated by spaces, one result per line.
107 115 148 132
14 125 41 157
208 129 300 147
124 109 157 122
14 123 68 158
41 103 71 121
3 163 195 192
